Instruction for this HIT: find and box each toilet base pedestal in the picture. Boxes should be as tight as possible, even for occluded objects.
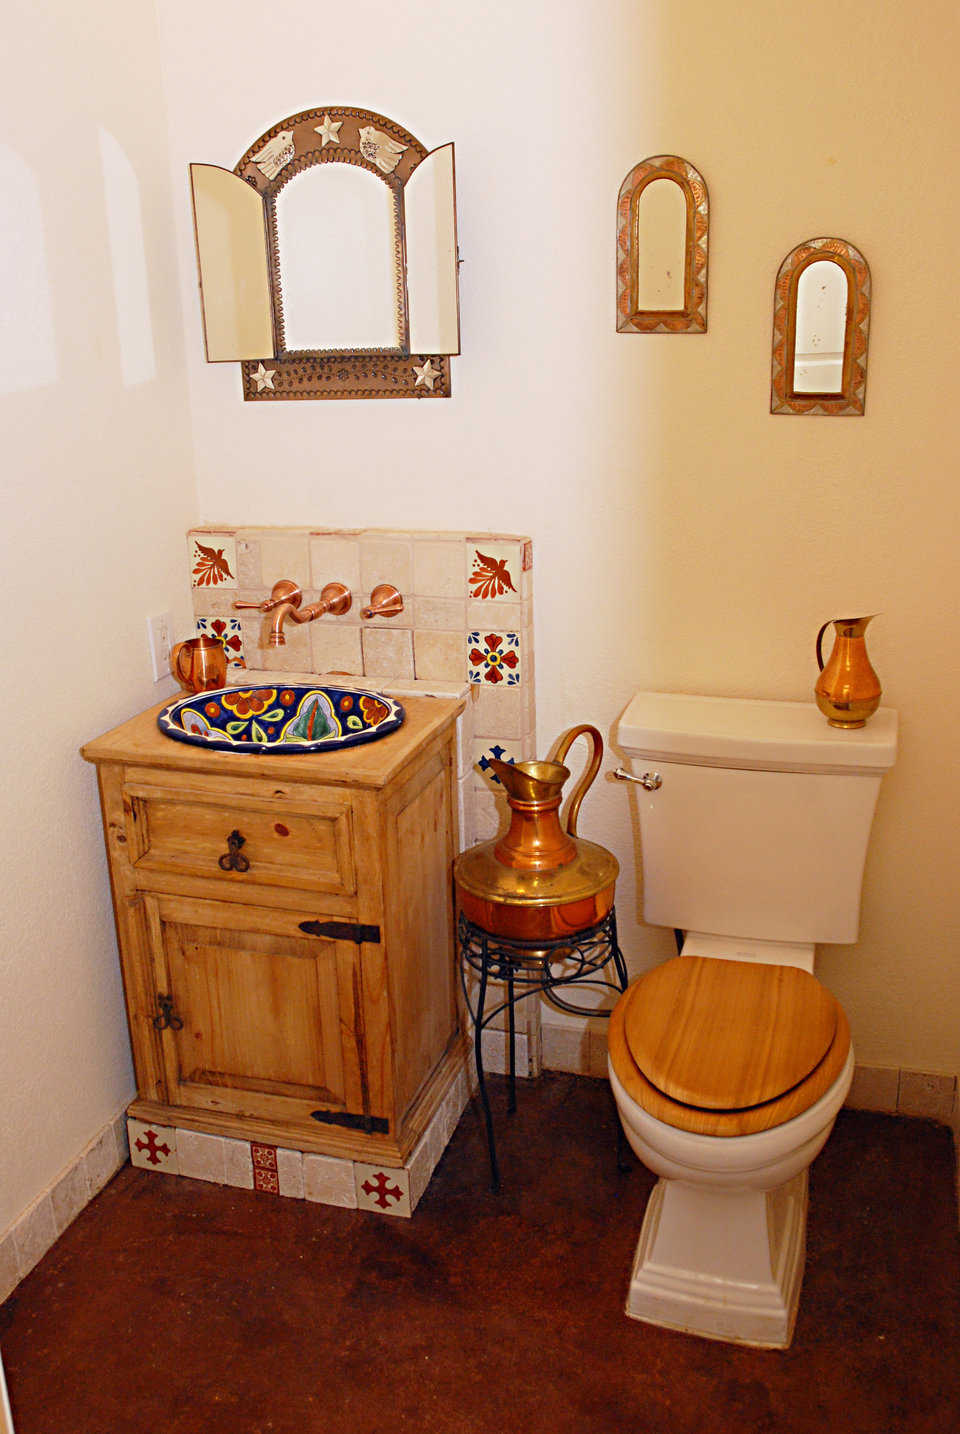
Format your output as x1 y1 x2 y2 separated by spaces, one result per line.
625 1170 808 1349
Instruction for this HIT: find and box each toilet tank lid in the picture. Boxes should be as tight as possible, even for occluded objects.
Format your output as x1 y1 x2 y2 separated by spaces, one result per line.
617 691 898 774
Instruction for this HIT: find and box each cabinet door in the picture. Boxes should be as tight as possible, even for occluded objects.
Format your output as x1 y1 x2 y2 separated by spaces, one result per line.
143 894 382 1132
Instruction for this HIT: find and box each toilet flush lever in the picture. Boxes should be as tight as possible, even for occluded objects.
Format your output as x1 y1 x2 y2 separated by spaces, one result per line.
613 767 662 791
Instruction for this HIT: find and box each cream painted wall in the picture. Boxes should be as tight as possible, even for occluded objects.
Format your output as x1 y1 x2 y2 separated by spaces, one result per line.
157 0 960 1077
0 0 956 1252
0 5 197 1230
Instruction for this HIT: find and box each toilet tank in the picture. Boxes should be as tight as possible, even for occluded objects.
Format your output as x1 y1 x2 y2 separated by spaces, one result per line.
616 692 898 946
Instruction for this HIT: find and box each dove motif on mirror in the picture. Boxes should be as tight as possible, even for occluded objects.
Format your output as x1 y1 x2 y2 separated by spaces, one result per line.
189 106 460 400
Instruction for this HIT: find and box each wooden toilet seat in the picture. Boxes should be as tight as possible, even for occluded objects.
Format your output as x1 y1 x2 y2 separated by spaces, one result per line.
608 956 852 1137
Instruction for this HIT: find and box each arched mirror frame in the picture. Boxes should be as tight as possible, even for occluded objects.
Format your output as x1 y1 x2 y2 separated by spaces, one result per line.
771 237 870 416
616 155 708 333
193 106 459 401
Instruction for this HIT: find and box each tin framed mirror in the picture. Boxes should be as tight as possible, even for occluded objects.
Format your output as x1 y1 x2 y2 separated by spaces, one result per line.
190 107 460 401
770 237 870 416
616 155 708 334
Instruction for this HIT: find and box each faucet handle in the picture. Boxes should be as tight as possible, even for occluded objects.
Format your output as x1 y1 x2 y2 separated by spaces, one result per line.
361 584 404 620
313 582 352 617
233 579 303 614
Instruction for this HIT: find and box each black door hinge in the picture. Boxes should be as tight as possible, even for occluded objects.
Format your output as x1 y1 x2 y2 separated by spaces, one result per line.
310 1109 389 1134
298 919 381 945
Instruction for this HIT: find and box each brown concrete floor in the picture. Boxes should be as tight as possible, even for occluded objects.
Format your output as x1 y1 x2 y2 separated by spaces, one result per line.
2 1074 958 1434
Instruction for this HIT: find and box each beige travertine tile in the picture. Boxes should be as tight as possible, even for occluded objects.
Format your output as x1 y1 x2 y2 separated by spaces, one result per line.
51 1161 90 1236
480 1028 530 1077
474 682 526 739
84 1122 122 1195
414 629 464 682
304 1154 357 1208
362 627 414 679
112 1112 130 1163
413 596 467 631
236 537 262 587
223 1138 254 1189
0 1231 19 1303
542 1022 591 1074
898 1070 957 1122
310 535 362 592
176 1130 225 1183
276 1148 304 1199
468 600 522 630
360 536 413 594
311 624 363 675
191 588 239 620
414 540 465 598
407 1126 442 1212
845 1065 899 1112
260 624 312 672
472 785 507 842
12 1194 57 1275
258 532 311 588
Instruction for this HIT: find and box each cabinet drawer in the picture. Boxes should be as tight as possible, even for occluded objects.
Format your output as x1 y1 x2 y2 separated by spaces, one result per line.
122 778 356 898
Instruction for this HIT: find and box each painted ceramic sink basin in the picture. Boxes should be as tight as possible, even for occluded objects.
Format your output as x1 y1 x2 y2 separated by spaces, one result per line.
158 684 404 754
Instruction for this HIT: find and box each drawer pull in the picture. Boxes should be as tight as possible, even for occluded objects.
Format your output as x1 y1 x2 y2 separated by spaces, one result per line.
153 993 183 1031
218 829 250 872
298 919 381 945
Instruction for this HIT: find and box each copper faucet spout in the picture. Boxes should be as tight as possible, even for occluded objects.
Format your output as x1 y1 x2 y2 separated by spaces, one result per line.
266 581 352 645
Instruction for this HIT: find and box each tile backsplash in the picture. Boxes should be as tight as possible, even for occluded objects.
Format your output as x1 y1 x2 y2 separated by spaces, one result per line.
187 525 536 850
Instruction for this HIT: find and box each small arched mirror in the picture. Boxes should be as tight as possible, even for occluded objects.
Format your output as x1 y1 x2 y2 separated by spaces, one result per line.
771 238 870 416
616 156 708 333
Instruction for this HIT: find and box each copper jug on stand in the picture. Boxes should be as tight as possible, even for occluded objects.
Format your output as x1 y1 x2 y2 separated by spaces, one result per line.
454 724 619 943
815 616 882 728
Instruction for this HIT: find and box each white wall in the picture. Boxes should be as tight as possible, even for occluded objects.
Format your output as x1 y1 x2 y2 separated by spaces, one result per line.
158 0 960 1076
0 4 197 1231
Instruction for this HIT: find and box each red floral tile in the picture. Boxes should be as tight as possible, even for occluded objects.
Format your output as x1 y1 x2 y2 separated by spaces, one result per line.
467 631 521 686
251 1143 280 1194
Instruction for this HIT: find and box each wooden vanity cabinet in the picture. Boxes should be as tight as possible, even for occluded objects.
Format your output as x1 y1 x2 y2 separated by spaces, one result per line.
82 696 466 1167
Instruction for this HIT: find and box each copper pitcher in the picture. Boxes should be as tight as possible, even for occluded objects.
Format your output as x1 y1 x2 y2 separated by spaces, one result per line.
815 616 881 728
170 634 227 693
454 724 619 942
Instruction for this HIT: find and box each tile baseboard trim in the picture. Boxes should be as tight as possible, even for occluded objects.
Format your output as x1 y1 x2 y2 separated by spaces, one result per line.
1 1068 475 1309
0 1104 130 1306
126 1065 472 1223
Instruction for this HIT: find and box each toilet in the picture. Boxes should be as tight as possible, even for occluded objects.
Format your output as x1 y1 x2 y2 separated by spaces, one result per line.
608 691 897 1348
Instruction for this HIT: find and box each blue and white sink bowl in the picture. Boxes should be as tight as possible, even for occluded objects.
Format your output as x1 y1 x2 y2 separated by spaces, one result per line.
158 684 404 754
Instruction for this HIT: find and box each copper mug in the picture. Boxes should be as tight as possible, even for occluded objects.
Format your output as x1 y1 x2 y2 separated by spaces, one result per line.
170 635 227 693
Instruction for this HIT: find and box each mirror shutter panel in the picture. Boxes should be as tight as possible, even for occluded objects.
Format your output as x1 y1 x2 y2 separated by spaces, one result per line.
405 145 460 356
190 164 274 361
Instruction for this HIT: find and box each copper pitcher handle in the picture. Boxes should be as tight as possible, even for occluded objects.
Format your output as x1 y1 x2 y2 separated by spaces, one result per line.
815 620 832 672
171 640 191 687
551 724 603 837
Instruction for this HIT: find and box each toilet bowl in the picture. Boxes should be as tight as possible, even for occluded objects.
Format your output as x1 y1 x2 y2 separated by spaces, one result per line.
610 691 897 1348
608 956 854 1347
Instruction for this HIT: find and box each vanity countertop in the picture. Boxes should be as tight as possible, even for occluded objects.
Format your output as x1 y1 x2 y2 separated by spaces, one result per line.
82 693 464 790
